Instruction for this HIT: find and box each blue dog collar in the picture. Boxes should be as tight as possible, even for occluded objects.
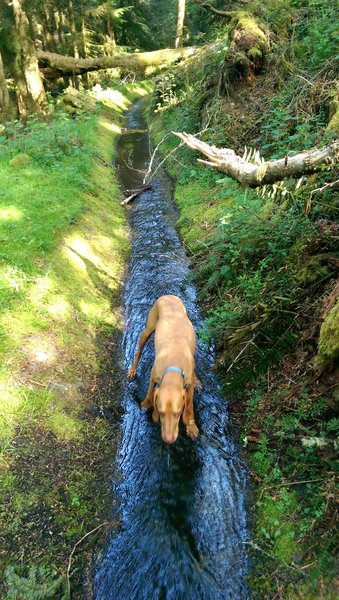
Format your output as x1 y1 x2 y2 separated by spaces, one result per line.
157 366 188 389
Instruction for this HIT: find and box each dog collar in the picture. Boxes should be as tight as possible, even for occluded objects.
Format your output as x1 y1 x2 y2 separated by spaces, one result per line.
157 366 189 389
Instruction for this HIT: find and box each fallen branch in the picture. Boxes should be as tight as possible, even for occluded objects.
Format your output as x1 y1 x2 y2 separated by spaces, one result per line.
121 185 151 205
173 132 339 187
66 521 113 598
193 0 236 18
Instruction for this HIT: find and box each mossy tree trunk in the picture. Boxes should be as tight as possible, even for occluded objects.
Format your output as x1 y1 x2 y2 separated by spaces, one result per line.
37 46 196 80
9 0 46 116
0 50 11 117
219 11 270 91
67 0 80 59
175 0 186 48
194 4 270 91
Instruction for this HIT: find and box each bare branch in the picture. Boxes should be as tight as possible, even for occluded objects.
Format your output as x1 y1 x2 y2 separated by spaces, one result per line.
193 0 236 18
172 131 339 187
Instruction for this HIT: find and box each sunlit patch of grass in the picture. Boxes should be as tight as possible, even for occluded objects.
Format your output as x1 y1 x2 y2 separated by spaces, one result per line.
0 82 152 591
47 412 84 441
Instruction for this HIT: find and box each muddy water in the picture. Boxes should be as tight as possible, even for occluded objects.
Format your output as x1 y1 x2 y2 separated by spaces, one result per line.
95 97 249 600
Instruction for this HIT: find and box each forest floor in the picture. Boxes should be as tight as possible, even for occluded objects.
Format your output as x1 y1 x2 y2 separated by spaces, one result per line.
0 82 152 598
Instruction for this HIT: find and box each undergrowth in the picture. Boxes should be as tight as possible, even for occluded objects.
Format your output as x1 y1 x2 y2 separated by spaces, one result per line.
149 1 338 596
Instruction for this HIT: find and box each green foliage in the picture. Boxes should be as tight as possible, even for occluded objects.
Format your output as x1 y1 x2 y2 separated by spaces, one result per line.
1 111 93 166
292 0 339 69
149 3 338 593
5 565 66 600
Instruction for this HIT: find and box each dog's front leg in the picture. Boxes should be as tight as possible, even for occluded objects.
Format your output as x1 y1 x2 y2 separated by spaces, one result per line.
182 384 199 440
141 368 156 409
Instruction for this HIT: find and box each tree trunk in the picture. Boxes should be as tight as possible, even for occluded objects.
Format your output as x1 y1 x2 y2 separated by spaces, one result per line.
67 0 79 59
173 132 339 187
37 46 196 79
10 0 46 115
175 0 186 48
80 4 88 58
57 8 66 47
41 1 57 52
0 51 11 117
106 16 116 54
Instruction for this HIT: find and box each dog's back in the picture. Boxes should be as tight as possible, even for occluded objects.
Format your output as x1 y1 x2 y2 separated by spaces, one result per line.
155 295 195 358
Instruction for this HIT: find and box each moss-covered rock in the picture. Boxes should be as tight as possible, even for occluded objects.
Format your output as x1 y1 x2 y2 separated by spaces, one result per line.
9 153 32 168
327 84 339 134
315 299 339 372
297 255 331 285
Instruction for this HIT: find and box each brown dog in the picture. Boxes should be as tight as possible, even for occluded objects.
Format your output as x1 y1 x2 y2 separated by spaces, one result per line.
127 295 200 444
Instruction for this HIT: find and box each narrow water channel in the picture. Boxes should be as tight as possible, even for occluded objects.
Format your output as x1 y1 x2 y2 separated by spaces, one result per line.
95 97 249 600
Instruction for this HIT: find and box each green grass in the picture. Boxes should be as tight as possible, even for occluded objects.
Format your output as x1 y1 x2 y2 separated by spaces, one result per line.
0 81 152 598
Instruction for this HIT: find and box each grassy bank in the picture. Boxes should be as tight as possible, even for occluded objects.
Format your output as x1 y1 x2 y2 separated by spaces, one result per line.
148 8 338 596
0 81 152 598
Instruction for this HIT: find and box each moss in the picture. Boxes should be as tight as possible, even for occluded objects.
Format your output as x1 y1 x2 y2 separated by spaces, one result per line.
229 11 268 58
327 84 339 134
315 300 339 371
297 256 330 285
9 153 32 168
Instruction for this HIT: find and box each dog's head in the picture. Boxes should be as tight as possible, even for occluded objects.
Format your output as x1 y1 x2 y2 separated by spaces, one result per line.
153 385 186 444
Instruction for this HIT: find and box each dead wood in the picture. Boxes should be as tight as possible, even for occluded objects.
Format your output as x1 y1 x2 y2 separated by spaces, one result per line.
193 0 236 18
172 132 339 187
121 185 151 206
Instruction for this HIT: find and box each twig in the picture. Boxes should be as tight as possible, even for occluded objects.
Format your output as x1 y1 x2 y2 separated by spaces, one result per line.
295 74 315 87
244 541 306 576
226 333 257 373
259 477 328 502
66 521 112 599
142 132 172 184
310 179 339 196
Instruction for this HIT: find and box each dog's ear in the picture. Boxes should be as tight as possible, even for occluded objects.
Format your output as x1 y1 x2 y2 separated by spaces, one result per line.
152 389 159 423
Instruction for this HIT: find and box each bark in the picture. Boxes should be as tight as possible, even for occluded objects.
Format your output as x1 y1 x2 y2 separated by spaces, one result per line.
57 8 66 46
67 0 79 59
10 0 46 114
0 51 10 116
173 132 339 187
41 1 57 52
37 47 196 80
175 0 186 49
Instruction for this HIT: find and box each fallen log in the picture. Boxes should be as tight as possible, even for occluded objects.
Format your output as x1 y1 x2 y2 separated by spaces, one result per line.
172 131 339 187
121 185 151 206
37 47 196 80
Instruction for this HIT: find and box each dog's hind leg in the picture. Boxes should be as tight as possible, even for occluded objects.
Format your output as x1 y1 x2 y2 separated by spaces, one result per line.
127 303 159 379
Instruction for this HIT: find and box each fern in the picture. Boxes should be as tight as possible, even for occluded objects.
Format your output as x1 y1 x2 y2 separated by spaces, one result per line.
5 565 66 600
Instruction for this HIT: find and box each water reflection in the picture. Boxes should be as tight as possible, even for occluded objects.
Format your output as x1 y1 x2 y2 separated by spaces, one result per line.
95 98 248 600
